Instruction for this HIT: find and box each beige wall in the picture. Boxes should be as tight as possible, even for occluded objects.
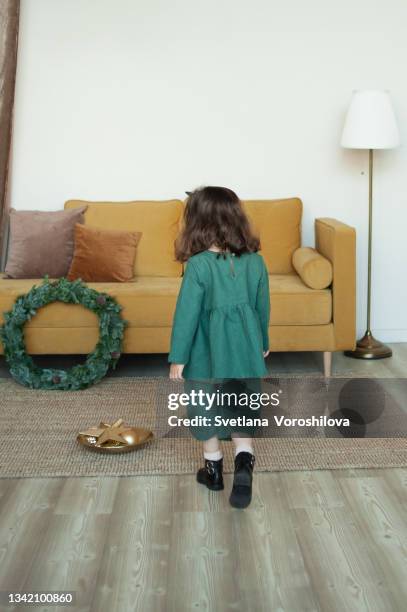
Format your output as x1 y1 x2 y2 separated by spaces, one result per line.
8 0 407 341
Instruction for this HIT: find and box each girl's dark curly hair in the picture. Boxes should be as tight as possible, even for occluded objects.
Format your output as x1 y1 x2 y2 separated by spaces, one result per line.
175 186 260 262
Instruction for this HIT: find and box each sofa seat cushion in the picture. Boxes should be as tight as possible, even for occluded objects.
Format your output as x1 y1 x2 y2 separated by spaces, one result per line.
0 273 331 330
269 274 331 325
0 277 182 329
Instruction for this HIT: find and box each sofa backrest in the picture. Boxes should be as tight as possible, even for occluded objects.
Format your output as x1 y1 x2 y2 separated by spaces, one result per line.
65 199 184 277
242 198 302 273
64 196 302 277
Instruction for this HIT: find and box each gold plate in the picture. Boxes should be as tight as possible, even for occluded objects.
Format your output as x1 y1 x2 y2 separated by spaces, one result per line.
77 427 154 454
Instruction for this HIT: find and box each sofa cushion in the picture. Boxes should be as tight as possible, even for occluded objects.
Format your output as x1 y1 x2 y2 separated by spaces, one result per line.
0 276 182 329
5 206 87 278
269 274 331 325
0 273 331 329
67 224 142 282
292 247 333 289
65 199 183 277
242 198 302 274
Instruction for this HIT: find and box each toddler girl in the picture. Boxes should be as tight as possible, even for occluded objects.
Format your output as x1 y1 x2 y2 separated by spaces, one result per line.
169 186 270 508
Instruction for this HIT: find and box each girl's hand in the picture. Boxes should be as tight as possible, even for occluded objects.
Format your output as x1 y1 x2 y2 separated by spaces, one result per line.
263 350 270 358
170 363 185 380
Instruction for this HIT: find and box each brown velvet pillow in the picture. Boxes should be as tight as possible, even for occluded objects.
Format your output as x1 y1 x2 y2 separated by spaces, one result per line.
5 207 87 278
67 224 142 282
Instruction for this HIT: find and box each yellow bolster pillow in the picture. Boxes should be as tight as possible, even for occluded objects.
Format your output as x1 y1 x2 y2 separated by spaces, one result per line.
292 247 333 289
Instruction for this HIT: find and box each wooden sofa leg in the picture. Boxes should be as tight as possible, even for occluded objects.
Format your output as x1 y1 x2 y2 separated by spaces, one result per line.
323 351 332 378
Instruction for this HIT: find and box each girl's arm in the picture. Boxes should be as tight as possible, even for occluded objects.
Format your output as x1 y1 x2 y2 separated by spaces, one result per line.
255 259 270 353
168 260 204 367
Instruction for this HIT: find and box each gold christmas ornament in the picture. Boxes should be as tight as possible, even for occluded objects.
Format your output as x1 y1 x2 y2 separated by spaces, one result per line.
77 418 153 453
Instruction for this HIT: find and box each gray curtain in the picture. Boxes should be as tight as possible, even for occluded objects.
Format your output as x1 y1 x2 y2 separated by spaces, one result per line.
0 0 19 256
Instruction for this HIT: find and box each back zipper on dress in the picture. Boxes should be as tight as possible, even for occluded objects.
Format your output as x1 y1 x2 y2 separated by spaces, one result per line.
214 250 236 278
229 254 236 278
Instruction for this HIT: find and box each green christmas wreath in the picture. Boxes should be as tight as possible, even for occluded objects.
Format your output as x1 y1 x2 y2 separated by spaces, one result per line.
0 277 126 390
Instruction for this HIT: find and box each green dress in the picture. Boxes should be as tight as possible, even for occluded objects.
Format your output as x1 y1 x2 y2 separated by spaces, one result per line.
168 250 270 379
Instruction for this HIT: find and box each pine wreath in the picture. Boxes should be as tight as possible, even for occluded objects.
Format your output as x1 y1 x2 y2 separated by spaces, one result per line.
0 277 126 390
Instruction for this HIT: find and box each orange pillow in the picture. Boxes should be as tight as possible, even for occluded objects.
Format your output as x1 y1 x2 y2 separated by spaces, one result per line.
67 224 142 282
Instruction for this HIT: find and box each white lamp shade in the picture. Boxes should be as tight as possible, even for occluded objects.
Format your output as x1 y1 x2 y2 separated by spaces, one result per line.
341 90 400 149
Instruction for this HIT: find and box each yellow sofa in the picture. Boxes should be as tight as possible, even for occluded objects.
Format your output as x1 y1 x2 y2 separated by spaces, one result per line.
0 198 356 375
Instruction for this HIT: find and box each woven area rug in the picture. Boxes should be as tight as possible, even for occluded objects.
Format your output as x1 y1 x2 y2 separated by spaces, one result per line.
0 377 406 478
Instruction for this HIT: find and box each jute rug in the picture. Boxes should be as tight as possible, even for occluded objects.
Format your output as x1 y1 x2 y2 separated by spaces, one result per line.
0 377 406 478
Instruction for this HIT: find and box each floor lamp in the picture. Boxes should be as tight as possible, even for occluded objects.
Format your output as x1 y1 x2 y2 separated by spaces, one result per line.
341 90 400 359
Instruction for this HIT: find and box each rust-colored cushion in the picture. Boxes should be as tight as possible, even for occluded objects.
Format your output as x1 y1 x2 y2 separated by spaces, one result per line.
5 207 87 278
67 224 142 282
64 199 183 277
292 247 333 289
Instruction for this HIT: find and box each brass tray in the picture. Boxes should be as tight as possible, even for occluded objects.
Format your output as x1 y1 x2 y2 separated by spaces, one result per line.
77 420 154 454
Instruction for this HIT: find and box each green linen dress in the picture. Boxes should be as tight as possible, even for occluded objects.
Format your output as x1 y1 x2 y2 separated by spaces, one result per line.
168 250 270 379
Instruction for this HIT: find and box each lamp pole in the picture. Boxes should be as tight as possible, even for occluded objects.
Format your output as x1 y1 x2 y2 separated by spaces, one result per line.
367 147 373 333
345 147 392 359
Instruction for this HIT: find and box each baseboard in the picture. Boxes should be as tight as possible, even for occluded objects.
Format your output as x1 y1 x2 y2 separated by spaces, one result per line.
360 330 407 343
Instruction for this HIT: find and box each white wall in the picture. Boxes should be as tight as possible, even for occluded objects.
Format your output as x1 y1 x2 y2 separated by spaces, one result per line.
9 0 407 341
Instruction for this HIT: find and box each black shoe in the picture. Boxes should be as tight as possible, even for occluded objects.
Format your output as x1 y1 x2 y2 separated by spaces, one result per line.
197 458 224 491
229 452 255 509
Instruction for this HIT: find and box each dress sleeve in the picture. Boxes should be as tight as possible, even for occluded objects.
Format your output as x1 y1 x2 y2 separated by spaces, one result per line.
255 258 270 352
168 260 205 364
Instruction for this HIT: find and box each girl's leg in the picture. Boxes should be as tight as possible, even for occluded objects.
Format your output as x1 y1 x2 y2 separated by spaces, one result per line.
203 436 223 461
231 434 254 456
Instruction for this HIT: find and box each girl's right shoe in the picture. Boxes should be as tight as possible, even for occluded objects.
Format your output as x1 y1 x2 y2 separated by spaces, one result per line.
229 452 255 509
196 458 224 491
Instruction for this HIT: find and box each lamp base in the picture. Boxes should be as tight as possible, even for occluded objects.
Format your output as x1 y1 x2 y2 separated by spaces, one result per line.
344 330 392 360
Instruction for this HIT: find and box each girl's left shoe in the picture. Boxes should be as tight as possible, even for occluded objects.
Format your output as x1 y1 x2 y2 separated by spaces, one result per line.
197 458 224 491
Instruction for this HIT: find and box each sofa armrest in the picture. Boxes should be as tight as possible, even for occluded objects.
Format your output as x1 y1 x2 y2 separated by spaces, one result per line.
315 218 356 350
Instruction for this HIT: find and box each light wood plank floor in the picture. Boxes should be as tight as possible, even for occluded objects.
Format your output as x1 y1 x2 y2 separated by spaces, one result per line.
0 347 406 611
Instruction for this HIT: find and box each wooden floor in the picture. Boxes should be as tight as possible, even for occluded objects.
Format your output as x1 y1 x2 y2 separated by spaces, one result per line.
0 347 406 611
0 469 406 611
